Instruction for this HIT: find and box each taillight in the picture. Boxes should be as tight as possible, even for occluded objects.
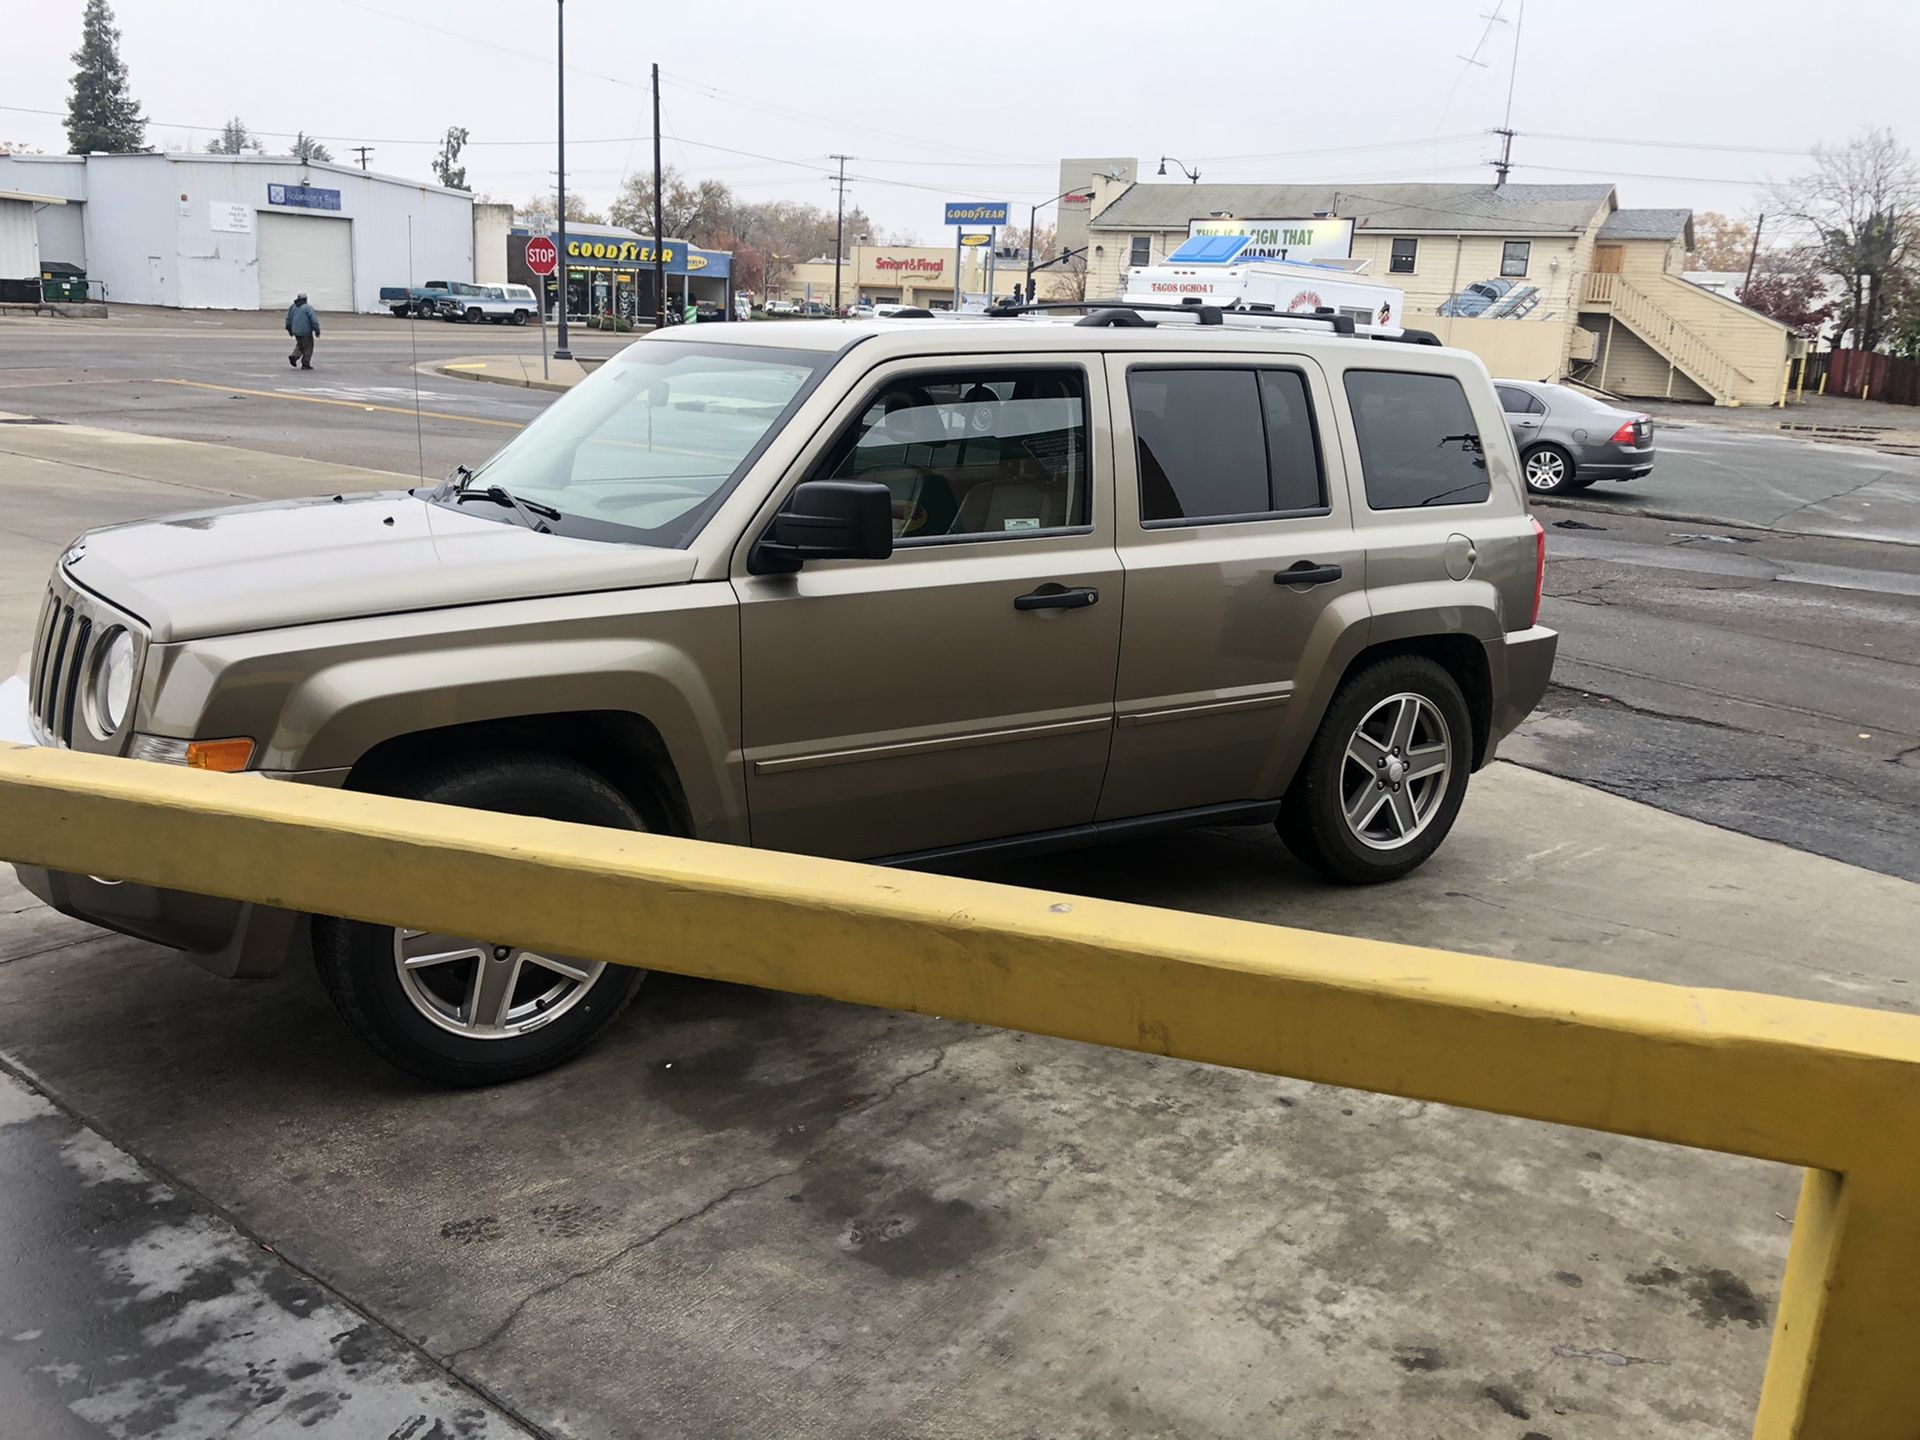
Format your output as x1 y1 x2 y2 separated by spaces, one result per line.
1609 420 1638 445
1529 516 1546 627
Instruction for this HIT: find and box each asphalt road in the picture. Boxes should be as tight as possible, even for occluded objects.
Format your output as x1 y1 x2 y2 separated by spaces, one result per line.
4 308 1917 880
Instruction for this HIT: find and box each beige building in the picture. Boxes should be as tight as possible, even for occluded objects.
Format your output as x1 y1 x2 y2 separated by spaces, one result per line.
1063 163 1796 406
774 244 997 310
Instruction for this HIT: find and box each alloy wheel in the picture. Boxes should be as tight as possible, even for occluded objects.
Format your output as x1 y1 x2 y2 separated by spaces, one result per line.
1525 449 1568 492
1339 693 1452 851
393 929 605 1038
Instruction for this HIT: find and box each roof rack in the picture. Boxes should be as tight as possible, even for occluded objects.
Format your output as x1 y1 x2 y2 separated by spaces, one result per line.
983 299 1357 334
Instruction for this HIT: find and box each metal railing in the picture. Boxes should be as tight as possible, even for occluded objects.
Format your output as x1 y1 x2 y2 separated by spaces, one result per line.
1583 273 1751 401
2 742 1917 1438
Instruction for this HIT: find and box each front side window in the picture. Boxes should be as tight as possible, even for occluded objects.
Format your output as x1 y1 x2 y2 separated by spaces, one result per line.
1501 240 1531 277
821 369 1088 540
456 341 830 546
1390 237 1418 274
1131 368 1326 524
1344 370 1491 511
1129 235 1152 267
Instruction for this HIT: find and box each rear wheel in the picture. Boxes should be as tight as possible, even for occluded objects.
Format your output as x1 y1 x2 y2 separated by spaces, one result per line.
512 309 529 326
1522 444 1575 494
313 753 649 1086
1279 655 1473 884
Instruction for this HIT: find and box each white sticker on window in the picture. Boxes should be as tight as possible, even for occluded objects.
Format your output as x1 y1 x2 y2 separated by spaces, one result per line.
1003 517 1040 531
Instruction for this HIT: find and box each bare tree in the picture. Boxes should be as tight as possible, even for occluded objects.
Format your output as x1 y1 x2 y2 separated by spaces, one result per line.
1774 129 1920 352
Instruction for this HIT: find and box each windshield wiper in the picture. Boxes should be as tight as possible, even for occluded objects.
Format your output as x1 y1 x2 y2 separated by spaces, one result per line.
455 484 562 533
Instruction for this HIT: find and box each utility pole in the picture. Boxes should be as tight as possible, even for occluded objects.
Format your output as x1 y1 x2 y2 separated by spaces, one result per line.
552 0 572 360
1742 213 1766 299
653 61 666 330
1491 127 1516 187
351 145 373 172
829 154 851 313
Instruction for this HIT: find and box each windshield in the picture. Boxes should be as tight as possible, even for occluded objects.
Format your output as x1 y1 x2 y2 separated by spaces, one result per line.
456 340 832 547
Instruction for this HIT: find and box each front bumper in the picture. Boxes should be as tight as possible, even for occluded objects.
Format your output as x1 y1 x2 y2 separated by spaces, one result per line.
1485 625 1559 759
3 673 296 978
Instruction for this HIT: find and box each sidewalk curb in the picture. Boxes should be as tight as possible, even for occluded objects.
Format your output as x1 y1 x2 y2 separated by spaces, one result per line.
424 361 573 393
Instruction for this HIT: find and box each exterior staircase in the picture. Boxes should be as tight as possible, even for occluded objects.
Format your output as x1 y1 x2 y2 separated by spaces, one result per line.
1581 273 1752 405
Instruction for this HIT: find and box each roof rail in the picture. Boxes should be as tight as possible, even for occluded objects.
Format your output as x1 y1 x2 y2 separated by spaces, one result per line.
984 299 1357 335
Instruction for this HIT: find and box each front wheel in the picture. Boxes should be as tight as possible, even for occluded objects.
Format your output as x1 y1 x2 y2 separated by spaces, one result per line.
313 753 649 1086
1278 655 1473 884
464 306 484 324
1522 444 1575 494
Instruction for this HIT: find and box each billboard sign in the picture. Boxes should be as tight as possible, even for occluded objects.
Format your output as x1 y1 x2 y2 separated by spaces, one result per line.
1185 216 1354 263
944 201 1010 226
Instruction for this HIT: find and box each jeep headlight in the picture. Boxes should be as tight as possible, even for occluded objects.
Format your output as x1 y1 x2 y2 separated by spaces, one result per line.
92 628 136 735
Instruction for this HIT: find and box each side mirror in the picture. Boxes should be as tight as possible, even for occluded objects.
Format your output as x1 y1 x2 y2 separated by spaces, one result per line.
750 480 894 574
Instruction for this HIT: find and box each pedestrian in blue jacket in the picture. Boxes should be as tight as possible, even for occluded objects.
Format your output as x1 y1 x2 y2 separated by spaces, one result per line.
285 293 321 370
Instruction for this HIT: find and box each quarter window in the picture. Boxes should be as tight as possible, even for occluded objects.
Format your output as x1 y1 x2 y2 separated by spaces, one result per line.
1495 384 1544 415
821 369 1089 540
1390 237 1418 274
1501 240 1531 277
1130 368 1327 524
1129 235 1153 267
1344 370 1491 511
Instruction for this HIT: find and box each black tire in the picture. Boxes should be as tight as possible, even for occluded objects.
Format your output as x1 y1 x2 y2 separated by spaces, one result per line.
512 309 529 326
1278 655 1474 885
313 753 649 1086
1522 443 1575 495
414 301 435 319
464 306 484 324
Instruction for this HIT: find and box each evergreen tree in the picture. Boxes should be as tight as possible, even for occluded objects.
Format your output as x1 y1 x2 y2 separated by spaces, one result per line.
206 117 264 155
65 0 146 154
291 132 332 164
432 127 469 191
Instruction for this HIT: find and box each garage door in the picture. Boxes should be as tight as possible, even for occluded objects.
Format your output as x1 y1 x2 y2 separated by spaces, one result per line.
257 212 353 312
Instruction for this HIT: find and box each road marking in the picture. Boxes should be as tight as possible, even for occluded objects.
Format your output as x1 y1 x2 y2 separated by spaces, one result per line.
155 378 525 429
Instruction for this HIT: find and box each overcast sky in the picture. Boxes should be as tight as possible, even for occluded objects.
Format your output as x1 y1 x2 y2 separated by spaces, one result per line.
8 0 1919 241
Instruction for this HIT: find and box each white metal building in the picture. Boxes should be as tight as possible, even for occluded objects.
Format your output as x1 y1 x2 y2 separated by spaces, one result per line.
0 152 473 312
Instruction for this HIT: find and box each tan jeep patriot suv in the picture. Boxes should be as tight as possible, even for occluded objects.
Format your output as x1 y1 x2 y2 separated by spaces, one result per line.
13 306 1556 1084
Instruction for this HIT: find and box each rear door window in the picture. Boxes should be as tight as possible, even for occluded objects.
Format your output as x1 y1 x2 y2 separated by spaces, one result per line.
1343 370 1492 510
1130 367 1326 524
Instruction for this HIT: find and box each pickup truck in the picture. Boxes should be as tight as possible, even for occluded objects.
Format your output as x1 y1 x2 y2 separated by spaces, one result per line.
377 281 452 318
441 282 541 326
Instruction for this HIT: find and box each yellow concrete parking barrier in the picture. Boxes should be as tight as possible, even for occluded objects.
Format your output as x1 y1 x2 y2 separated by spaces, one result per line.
2 743 1917 1438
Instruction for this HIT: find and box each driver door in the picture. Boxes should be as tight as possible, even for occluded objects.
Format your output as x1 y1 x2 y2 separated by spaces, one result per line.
733 357 1121 860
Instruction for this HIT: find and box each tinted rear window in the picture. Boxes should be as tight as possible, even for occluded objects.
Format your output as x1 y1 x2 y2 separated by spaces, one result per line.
1343 370 1491 510
1131 368 1326 523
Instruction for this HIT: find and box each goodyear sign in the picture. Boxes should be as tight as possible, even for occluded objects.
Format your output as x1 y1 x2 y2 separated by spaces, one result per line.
565 238 680 266
944 201 1009 226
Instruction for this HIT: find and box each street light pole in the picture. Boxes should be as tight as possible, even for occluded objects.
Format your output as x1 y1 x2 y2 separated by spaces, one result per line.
1025 186 1086 303
652 61 665 330
1157 155 1201 184
552 0 572 360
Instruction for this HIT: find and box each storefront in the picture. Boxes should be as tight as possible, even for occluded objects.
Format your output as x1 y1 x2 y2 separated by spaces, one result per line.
776 244 988 310
506 222 733 321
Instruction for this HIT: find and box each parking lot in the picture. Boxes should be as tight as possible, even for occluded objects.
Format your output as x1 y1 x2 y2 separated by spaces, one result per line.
3 310 1918 1438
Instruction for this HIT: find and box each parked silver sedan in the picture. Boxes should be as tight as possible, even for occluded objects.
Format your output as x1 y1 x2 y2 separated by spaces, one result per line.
1494 380 1655 495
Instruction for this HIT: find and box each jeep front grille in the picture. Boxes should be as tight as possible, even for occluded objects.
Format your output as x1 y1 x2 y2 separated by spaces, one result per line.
26 576 138 750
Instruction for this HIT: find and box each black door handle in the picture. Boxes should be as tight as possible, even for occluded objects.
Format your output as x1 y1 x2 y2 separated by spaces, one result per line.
1015 584 1100 612
1275 562 1343 587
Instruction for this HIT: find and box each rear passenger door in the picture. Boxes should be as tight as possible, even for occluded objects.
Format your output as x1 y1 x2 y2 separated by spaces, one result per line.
1495 384 1544 452
1096 355 1366 819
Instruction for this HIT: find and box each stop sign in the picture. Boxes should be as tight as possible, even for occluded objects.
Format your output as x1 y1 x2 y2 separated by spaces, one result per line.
525 236 558 276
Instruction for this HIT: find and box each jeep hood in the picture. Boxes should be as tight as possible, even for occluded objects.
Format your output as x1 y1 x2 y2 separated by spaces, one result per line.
62 492 699 643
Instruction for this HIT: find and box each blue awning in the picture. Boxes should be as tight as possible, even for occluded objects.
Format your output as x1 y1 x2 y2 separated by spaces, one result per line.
1165 234 1254 265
